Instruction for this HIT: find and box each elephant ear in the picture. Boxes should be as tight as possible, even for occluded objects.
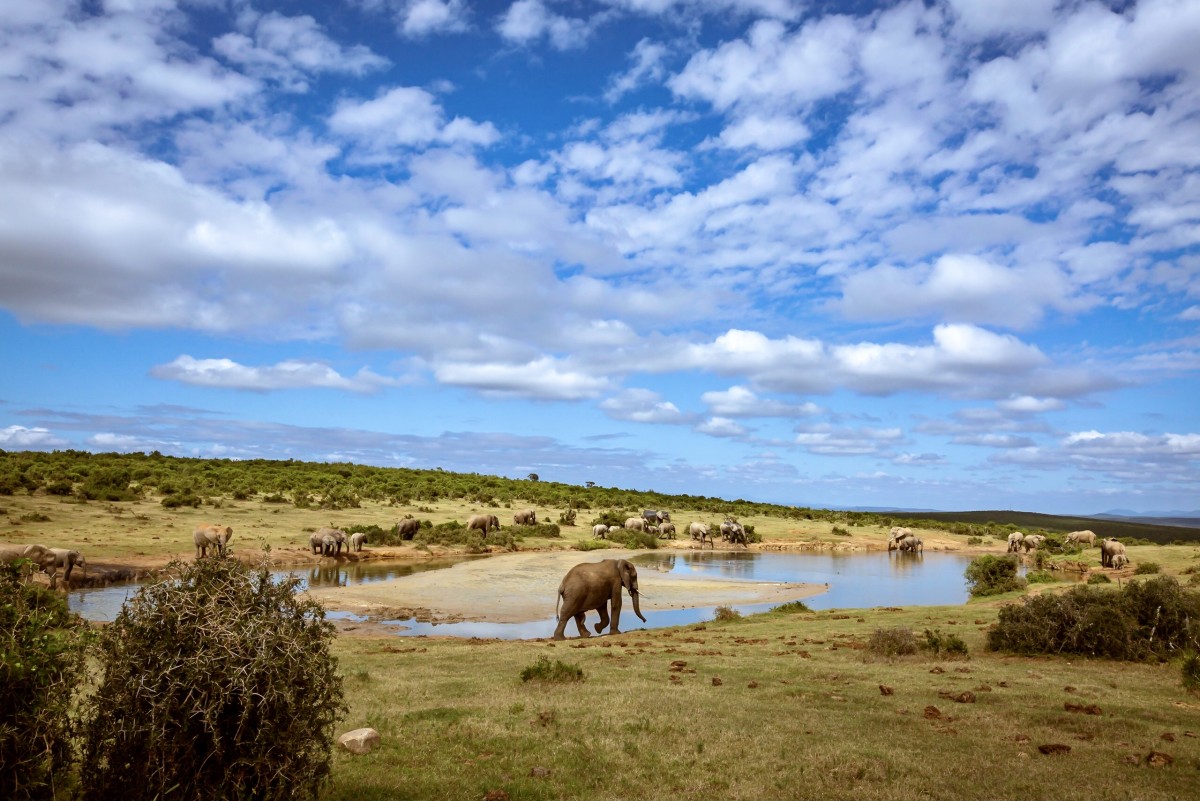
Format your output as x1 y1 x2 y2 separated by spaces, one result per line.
619 560 635 592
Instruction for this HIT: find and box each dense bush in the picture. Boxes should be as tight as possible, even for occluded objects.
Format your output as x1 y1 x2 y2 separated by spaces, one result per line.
987 576 1200 661
867 627 918 657
606 528 659 549
1026 570 1057 584
1088 573 1112 584
0 564 87 800
78 557 345 801
965 555 1027 597
1135 562 1161 575
770 600 811 614
160 492 202 509
713 605 742 622
1183 651 1200 692
923 628 968 657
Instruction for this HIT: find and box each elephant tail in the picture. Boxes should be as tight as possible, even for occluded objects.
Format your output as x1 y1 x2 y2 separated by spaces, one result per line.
555 581 564 617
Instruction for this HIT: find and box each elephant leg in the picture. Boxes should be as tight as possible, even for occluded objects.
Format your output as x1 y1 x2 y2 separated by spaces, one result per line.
552 613 569 640
573 611 591 638
594 603 610 634
610 592 623 634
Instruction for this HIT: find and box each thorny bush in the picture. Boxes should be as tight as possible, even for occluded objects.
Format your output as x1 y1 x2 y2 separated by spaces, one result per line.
78 556 346 801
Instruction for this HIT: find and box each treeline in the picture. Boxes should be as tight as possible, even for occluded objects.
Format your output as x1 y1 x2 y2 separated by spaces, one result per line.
1 450 1197 543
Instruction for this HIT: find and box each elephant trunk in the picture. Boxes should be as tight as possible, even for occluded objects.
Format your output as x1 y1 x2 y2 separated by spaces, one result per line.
630 585 646 623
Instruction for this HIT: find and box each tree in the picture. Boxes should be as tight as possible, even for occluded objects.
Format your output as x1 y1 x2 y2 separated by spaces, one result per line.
527 473 539 481
79 557 345 801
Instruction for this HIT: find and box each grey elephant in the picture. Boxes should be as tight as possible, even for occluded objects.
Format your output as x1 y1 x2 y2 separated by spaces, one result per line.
888 527 914 551
309 531 327 555
396 518 420 540
1007 532 1025 553
1101 538 1126 568
720 520 745 545
350 532 367 552
468 514 500 534
48 547 85 582
553 558 647 640
592 524 609 539
899 537 923 553
193 524 233 558
659 522 676 539
1021 534 1046 552
1066 530 1096 547
689 522 713 548
1111 553 1129 569
311 527 346 556
623 517 645 532
0 543 60 588
513 509 537 525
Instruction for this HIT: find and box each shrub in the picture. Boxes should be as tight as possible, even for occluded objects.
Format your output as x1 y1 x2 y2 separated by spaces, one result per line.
965 555 1027 597
832 525 851 536
770 600 811 614
45 480 74 496
520 656 584 683
967 536 983 545
986 576 1200 661
160 492 202 509
573 539 611 551
511 522 561 539
1026 570 1057 584
78 557 345 801
1134 562 1161 575
713 605 742 622
606 528 659 550
867 627 918 657
1183 651 1200 692
1088 573 1112 584
0 563 87 800
923 628 968 657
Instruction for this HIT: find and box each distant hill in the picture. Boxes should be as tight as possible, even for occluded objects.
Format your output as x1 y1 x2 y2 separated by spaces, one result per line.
1092 513 1200 530
886 509 1200 544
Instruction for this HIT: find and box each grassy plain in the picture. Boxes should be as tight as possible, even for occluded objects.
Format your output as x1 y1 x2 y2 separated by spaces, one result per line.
4 487 1200 799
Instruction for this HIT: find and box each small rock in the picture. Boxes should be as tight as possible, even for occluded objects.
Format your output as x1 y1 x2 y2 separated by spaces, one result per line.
530 767 551 778
923 705 942 720
879 684 894 696
337 728 381 755
1038 744 1071 756
1146 751 1174 768
975 684 992 692
711 677 723 686
1161 732 1176 742
1123 754 1141 766
747 681 759 689
1064 685 1077 693
1017 752 1029 759
998 681 1009 688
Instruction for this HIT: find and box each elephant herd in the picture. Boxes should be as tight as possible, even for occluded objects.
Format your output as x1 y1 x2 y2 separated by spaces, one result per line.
307 526 367 557
0 543 84 589
590 516 745 549
1004 529 1130 570
887 527 923 553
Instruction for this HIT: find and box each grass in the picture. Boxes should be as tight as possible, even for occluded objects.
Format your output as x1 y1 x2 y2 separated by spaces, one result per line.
325 602 1200 800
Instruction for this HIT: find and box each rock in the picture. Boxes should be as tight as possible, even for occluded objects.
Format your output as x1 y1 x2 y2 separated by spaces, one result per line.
1038 744 1071 756
879 684 894 696
923 705 942 720
711 677 723 686
747 681 759 689
1145 751 1173 768
1161 732 1176 742
338 728 381 755
530 767 551 778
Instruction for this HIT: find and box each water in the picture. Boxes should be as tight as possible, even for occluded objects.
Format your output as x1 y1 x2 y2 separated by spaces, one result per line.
68 550 976 639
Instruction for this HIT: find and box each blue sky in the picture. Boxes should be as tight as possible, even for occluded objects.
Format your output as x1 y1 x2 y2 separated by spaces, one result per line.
1 0 1198 515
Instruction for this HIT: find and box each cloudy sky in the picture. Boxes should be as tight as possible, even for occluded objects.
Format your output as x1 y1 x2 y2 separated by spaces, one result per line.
2 0 1198 514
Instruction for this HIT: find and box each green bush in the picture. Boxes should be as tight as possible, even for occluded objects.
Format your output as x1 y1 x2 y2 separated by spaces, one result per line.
967 536 983 545
923 628 968 657
1134 562 1161 575
770 600 811 614
510 522 561 539
520 656 584 683
867 627 918 657
607 528 658 549
832 525 851 536
1026 570 1057 584
0 564 87 800
965 555 1027 597
160 492 202 509
986 576 1200 661
1182 651 1200 692
713 605 742 623
78 557 345 801
573 539 612 551
1088 573 1112 584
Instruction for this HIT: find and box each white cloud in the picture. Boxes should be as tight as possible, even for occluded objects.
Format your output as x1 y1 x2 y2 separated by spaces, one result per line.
700 385 820 417
399 0 469 36
794 424 904 456
151 356 397 393
713 114 810 151
329 86 499 152
434 357 611 400
998 395 1065 414
605 38 669 102
600 388 686 423
695 416 748 438
0 425 68 448
497 0 596 50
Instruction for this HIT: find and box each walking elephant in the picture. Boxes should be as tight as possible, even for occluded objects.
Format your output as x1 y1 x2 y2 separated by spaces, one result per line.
513 509 537 525
350 532 367 552
899 537 923 553
468 514 500 534
1007 532 1025 553
1101 538 1126 568
689 522 713 548
396 518 420 540
659 522 676 539
623 517 645 532
193 524 233 558
48 547 85 582
553 559 646 640
592 524 609 539
1066 530 1096 547
0 543 60 588
1021 534 1046 552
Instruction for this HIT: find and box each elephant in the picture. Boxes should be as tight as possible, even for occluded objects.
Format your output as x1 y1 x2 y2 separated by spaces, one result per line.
193 524 233 558
899 537 923 553
552 558 646 640
513 509 537 525
309 531 327 555
1021 534 1046 552
645 524 659 535
689 522 713 548
1101 538 1126 568
659 522 676 539
1065 530 1096 547
642 510 670 525
623 517 646 532
48 547 85 582
311 527 346 556
1111 553 1129 569
721 521 747 547
592 524 609 539
0 543 60 588
350 532 367 552
468 514 500 534
1007 532 1025 553
396 518 420 540
888 527 913 551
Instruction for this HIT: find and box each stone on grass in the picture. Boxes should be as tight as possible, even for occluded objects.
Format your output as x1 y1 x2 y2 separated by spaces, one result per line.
338 728 381 755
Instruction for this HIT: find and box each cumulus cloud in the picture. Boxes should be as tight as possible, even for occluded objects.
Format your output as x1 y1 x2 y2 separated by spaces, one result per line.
329 86 499 153
496 0 597 50
794 424 905 456
151 356 398 393
434 357 611 400
600 388 687 423
695 416 748 438
398 0 470 36
0 425 68 448
700 385 821 418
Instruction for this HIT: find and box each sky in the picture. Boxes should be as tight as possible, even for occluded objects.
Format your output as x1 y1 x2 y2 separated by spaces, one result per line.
1 0 1198 515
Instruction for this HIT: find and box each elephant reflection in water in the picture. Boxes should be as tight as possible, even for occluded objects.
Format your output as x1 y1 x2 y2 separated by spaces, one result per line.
308 564 348 588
